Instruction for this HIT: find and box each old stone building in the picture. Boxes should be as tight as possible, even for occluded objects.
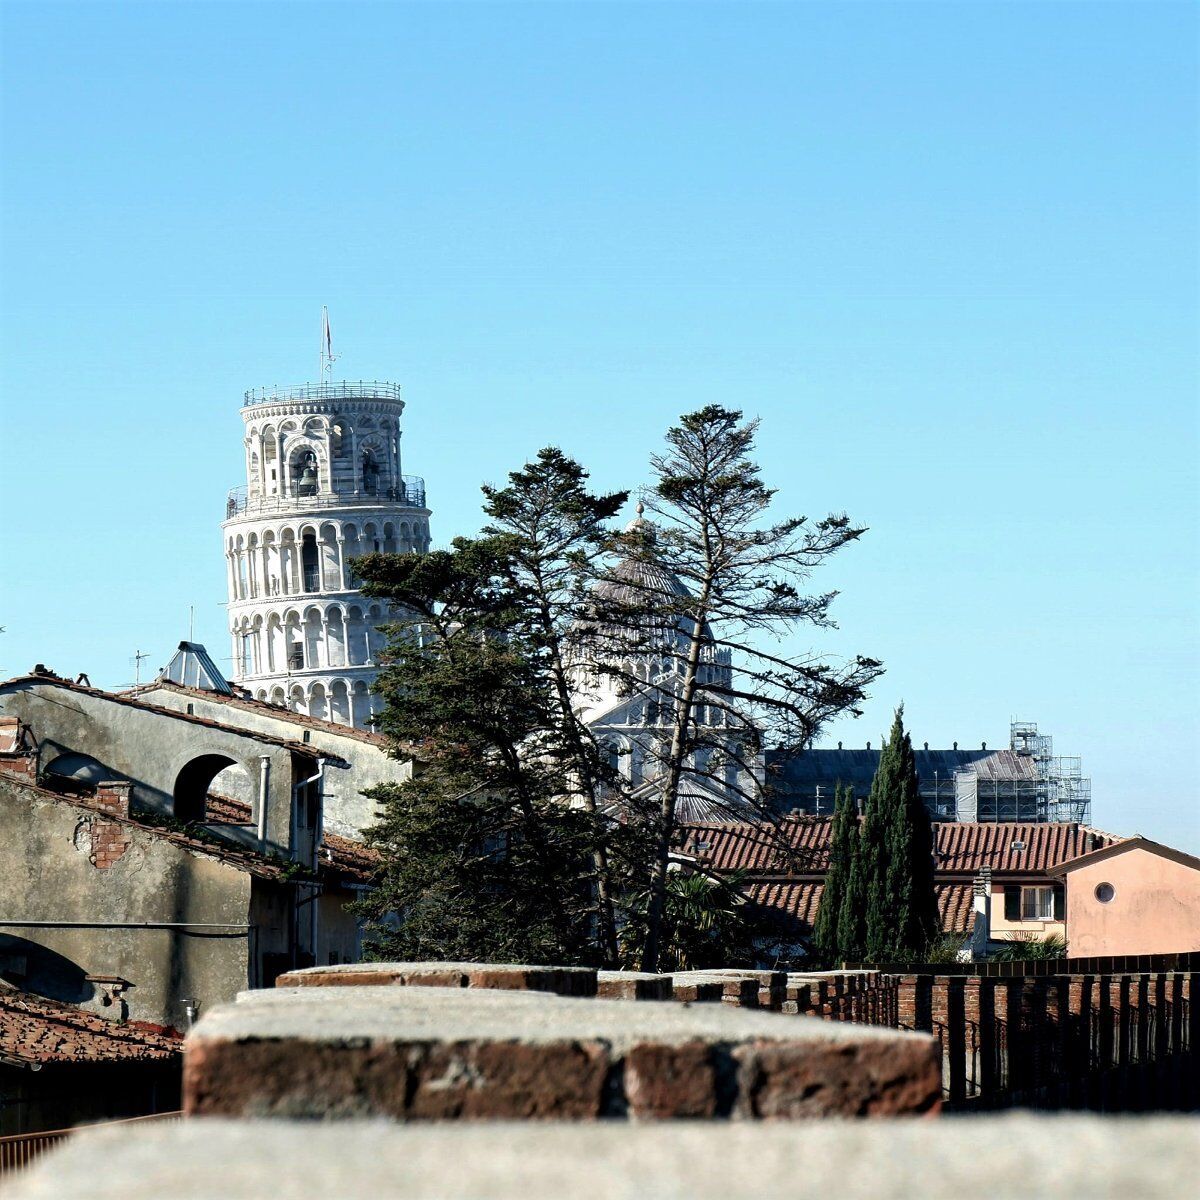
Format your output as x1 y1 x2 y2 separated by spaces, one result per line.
0 672 375 1032
132 643 412 840
223 380 432 729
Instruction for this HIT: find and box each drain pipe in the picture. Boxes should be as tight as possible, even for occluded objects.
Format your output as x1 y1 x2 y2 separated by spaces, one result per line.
256 755 271 847
292 757 327 963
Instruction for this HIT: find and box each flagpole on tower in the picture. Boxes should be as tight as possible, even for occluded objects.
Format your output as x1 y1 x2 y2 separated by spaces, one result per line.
319 305 338 383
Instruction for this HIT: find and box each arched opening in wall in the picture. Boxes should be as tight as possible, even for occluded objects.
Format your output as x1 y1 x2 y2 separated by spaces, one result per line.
208 760 255 822
309 682 329 722
292 448 320 497
173 754 243 823
42 752 119 796
301 533 320 593
362 447 380 494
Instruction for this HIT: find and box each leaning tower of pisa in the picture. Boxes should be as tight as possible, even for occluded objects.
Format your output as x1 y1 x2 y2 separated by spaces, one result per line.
222 380 431 728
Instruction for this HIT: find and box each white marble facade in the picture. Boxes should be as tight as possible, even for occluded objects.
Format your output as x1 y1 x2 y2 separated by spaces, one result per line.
222 382 431 728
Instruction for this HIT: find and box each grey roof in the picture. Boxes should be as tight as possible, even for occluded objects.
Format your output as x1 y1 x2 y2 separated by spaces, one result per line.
764 747 1039 798
158 642 232 695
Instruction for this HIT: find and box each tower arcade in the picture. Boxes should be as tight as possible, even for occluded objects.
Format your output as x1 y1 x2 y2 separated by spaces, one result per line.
222 381 431 728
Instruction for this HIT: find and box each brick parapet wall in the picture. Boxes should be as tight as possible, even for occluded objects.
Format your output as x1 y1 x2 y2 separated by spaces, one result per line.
886 968 1197 1111
270 962 1195 1114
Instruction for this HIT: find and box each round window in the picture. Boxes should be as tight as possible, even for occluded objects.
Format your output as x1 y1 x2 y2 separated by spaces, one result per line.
1095 882 1115 903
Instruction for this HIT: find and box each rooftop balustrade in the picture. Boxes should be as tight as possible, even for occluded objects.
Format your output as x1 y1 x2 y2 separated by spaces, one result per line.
242 381 403 407
225 476 427 518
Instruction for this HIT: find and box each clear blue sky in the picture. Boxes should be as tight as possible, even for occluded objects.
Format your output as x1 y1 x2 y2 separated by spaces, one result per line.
1 2 1196 850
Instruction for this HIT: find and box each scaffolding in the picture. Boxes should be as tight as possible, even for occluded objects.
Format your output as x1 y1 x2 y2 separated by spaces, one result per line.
1009 719 1092 824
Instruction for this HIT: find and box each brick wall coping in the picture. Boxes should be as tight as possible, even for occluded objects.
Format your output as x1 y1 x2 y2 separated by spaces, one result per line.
201 986 921 1049
186 987 940 1120
275 962 597 995
11 1116 1196 1200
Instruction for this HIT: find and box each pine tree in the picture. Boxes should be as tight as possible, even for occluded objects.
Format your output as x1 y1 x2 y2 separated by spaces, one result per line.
811 783 856 964
604 406 882 971
861 706 938 962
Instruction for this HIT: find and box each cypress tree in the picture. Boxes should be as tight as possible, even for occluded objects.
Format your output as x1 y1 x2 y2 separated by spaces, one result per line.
881 711 939 958
812 783 855 964
837 790 867 962
862 706 938 962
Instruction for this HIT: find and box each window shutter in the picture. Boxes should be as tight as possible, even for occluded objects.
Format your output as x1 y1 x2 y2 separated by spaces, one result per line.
1004 885 1021 921
1053 884 1066 921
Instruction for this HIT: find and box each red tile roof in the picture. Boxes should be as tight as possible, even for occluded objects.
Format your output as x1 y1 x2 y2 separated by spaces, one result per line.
743 879 976 938
320 829 380 885
204 792 377 885
680 816 1121 878
0 986 182 1065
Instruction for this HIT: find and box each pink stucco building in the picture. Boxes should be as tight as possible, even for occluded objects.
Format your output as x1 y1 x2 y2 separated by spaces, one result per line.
1050 838 1200 958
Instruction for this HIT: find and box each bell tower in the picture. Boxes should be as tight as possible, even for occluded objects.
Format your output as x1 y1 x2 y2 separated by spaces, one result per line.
221 379 431 728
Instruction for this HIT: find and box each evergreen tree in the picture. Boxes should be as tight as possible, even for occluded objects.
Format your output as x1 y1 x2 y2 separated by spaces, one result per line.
811 783 856 964
837 791 868 961
350 499 626 965
861 707 938 962
598 406 882 971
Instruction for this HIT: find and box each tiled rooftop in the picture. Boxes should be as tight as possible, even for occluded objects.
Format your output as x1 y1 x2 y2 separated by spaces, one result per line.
0 986 182 1065
682 817 1121 877
0 771 371 888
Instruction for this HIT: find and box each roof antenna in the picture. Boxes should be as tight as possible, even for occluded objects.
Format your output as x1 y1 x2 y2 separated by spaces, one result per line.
188 605 195 643
133 649 151 688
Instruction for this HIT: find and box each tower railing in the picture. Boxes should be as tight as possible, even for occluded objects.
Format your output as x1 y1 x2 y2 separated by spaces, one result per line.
225 476 427 517
243 381 403 406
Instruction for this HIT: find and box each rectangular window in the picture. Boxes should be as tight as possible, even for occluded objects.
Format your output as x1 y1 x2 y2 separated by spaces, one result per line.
1021 886 1056 921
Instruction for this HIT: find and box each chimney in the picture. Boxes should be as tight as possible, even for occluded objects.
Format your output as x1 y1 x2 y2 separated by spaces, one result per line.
953 741 958 750
982 742 987 750
95 781 131 820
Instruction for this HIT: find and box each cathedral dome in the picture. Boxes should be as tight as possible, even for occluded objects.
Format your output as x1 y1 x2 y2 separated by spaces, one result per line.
582 507 707 654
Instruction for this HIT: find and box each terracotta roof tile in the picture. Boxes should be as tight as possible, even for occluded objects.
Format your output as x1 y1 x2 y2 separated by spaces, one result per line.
320 829 381 885
680 816 1120 877
0 987 182 1065
742 879 976 938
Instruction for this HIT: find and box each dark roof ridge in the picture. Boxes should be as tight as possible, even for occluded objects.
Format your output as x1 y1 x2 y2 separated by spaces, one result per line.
0 674 346 763
1048 835 1200 876
0 771 290 880
125 679 405 752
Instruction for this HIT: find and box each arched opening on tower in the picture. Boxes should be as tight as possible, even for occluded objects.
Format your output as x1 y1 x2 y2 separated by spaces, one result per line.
301 534 320 593
293 449 319 497
362 448 380 494
173 754 248 823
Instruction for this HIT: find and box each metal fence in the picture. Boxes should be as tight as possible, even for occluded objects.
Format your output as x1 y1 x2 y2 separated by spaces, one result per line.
0 1111 182 1180
243 381 403 406
225 476 427 517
